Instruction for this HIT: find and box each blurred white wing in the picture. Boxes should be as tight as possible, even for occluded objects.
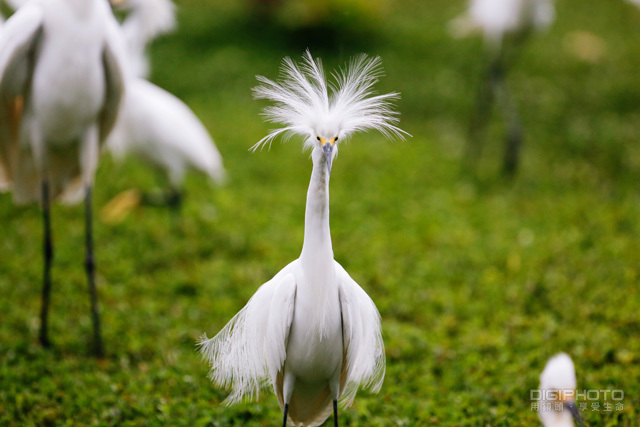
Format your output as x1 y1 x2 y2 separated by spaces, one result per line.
4 0 28 10
0 3 43 192
198 261 298 404
119 0 176 78
0 2 42 98
106 78 225 185
336 261 385 405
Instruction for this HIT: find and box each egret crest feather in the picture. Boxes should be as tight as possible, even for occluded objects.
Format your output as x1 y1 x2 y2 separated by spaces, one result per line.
251 50 408 151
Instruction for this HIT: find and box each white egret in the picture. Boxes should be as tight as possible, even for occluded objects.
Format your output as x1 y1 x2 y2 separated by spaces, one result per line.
450 0 554 175
110 0 175 79
0 0 126 356
106 0 225 207
199 51 407 426
538 353 584 427
106 78 225 206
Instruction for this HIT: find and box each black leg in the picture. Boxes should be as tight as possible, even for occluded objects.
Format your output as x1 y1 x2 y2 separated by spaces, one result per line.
282 403 289 427
465 56 500 169
496 71 523 177
39 180 53 348
333 399 338 427
166 188 183 209
84 185 104 358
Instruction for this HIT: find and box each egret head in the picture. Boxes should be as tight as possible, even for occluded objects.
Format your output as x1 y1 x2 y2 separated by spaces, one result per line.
538 353 583 427
252 50 408 175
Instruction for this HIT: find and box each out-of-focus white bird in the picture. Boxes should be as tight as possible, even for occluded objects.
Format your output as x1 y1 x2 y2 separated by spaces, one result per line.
627 0 640 8
450 0 554 176
105 0 224 207
199 51 407 427
110 0 175 79
0 0 126 357
107 78 225 198
450 0 554 50
538 353 584 427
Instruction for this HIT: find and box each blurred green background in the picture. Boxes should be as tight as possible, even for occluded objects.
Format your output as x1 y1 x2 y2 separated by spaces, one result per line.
1 0 640 425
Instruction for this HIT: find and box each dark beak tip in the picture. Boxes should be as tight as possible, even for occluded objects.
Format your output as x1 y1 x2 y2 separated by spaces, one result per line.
323 144 333 173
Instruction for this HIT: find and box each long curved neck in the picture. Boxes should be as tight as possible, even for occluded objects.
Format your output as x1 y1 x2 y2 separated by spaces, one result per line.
300 153 333 268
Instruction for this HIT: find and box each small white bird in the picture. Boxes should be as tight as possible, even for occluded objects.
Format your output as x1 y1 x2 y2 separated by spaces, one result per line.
199 51 407 427
106 0 225 206
110 0 175 79
538 353 584 427
0 0 126 356
451 0 555 175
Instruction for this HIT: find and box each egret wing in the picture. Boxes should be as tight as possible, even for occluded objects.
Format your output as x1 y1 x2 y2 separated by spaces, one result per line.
198 261 298 404
336 261 385 405
107 79 225 184
0 3 43 190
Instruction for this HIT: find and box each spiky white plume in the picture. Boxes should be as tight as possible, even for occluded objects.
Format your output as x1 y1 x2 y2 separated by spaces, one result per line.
251 50 408 151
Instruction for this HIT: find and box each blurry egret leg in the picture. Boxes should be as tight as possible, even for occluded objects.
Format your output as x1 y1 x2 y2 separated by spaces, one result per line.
39 180 53 348
465 56 501 167
496 67 523 177
80 125 103 357
282 403 289 427
333 399 338 427
166 188 183 209
84 185 104 358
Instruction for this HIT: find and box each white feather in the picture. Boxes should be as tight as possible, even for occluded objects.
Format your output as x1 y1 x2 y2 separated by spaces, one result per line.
117 0 176 78
251 50 408 151
198 261 297 404
106 78 225 187
336 261 385 405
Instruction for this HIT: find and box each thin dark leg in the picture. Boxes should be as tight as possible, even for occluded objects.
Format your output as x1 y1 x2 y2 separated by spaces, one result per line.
166 188 182 209
84 185 104 358
333 399 338 427
39 180 53 348
496 68 523 177
282 403 289 427
465 56 501 168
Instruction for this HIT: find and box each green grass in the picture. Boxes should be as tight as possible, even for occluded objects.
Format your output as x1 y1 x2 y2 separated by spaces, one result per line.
1 0 640 425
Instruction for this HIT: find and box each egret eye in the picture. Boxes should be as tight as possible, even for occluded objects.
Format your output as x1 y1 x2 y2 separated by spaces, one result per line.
334 136 339 142
316 136 320 141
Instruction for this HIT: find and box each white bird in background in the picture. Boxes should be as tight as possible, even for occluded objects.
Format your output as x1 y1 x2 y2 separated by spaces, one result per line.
199 51 407 427
0 0 126 357
106 78 225 206
109 0 175 79
450 0 554 176
538 353 584 427
105 0 225 207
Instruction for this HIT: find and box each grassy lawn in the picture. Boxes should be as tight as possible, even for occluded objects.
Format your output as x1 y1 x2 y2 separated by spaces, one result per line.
1 0 639 425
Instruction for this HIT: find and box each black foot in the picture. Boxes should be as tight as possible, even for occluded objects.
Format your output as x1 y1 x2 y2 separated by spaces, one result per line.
39 333 51 348
141 189 183 208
